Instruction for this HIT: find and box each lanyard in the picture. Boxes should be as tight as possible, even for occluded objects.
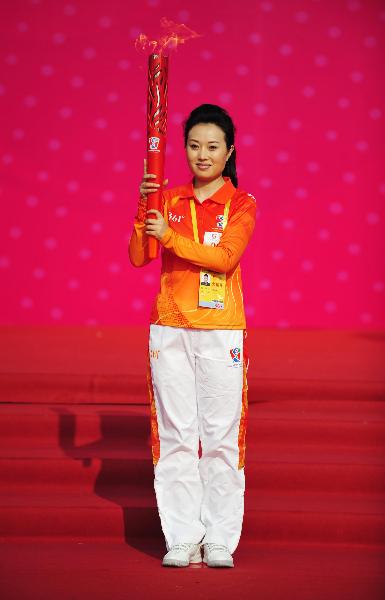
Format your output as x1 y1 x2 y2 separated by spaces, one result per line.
189 199 231 243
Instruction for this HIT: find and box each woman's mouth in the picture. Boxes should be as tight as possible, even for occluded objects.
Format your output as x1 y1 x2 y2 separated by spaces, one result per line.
196 163 211 170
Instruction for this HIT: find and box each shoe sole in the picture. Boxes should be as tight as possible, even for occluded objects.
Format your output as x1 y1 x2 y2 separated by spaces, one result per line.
203 558 234 568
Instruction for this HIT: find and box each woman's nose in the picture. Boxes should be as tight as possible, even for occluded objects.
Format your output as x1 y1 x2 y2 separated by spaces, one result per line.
197 147 208 160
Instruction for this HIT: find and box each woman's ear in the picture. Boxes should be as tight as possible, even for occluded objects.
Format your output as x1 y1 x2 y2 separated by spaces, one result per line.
227 145 234 161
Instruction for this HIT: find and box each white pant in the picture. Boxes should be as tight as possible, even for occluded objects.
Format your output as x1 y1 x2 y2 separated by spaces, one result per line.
148 324 247 554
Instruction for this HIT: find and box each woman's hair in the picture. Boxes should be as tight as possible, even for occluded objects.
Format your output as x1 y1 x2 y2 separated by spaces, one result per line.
183 104 238 188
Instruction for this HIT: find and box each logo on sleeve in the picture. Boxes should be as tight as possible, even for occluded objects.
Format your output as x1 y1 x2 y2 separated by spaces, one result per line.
148 136 160 152
216 214 225 229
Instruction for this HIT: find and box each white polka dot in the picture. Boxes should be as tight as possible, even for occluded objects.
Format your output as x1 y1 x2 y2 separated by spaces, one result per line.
101 190 114 203
59 106 73 118
337 97 350 109
329 202 343 214
289 290 302 302
12 128 25 140
91 222 103 233
212 22 225 34
241 134 255 146
24 95 38 107
5 54 18 65
373 281 384 293
17 21 29 33
79 248 92 260
306 161 320 173
171 113 183 125
0 257 10 269
3 154 14 165
71 76 84 88
336 271 349 282
107 92 119 102
21 297 33 309
51 308 63 320
200 50 213 61
0 83 6 95
109 262 121 274
314 54 328 67
99 16 112 28
301 260 314 272
295 11 309 24
64 4 77 16
324 301 337 313
129 26 141 39
249 32 262 44
328 26 342 38
245 305 255 317
83 150 96 162
26 195 39 207
113 160 127 172
342 172 356 184
258 279 271 291
355 140 368 152
132 299 144 311
44 238 57 249
10 227 22 239
350 71 364 83
178 9 190 21
52 32 66 45
272 250 284 261
83 47 96 59
266 74 280 87
279 44 293 56
367 212 380 225
276 320 290 329
143 273 155 284
360 312 372 324
48 139 61 151
67 180 79 193
379 183 385 195
97 289 110 300
276 150 289 163
56 206 68 217
347 1 361 11
254 103 267 116
85 319 98 326
302 85 315 98
282 218 295 230
363 35 377 48
37 171 49 182
33 268 46 279
260 1 273 11
95 118 108 129
187 81 201 93
118 59 131 70
129 130 141 141
259 178 272 189
326 130 338 141
295 188 308 199
218 92 232 105
68 279 80 290
318 229 330 241
236 65 249 76
369 108 382 120
347 243 361 255
288 118 302 131
41 65 55 76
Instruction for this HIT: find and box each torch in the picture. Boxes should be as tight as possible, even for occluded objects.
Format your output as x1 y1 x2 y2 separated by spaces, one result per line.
146 53 168 259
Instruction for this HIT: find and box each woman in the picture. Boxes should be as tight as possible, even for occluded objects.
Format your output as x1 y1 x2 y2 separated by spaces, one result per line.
129 104 257 568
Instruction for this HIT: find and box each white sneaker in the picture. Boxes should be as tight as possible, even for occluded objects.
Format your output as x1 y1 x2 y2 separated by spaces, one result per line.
162 543 202 567
203 543 234 568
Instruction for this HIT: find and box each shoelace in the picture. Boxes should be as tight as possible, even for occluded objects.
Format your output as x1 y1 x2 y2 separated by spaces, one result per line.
170 543 198 553
205 543 229 553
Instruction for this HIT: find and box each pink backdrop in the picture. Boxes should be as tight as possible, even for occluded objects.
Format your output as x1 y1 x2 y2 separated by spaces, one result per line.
1 0 384 328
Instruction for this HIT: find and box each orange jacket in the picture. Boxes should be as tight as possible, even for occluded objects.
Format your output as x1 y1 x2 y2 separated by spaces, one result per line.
129 177 257 329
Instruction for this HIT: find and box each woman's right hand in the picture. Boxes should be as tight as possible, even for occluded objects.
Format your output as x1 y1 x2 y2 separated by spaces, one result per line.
139 158 168 198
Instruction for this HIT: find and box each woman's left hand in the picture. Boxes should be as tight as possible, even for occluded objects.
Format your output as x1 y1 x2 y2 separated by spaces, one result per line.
145 209 168 240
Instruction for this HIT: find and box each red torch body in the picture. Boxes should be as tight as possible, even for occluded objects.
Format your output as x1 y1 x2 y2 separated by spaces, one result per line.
147 53 169 259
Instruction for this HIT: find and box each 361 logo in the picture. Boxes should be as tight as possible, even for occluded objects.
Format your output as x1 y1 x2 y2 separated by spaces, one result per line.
230 347 241 364
148 136 160 152
216 214 225 229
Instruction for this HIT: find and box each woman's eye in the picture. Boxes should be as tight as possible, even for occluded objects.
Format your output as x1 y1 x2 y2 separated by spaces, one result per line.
190 144 198 150
209 147 218 151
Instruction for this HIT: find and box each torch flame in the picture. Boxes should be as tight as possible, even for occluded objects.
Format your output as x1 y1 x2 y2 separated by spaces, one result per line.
135 17 200 55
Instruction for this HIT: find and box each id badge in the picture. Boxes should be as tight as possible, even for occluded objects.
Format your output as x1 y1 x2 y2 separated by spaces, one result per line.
198 232 226 310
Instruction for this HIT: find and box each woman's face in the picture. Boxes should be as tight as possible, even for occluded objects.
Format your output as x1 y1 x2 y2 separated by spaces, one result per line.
186 123 233 184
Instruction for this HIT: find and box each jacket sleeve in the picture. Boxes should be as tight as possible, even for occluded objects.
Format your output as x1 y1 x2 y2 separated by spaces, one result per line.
128 197 151 268
159 196 257 274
